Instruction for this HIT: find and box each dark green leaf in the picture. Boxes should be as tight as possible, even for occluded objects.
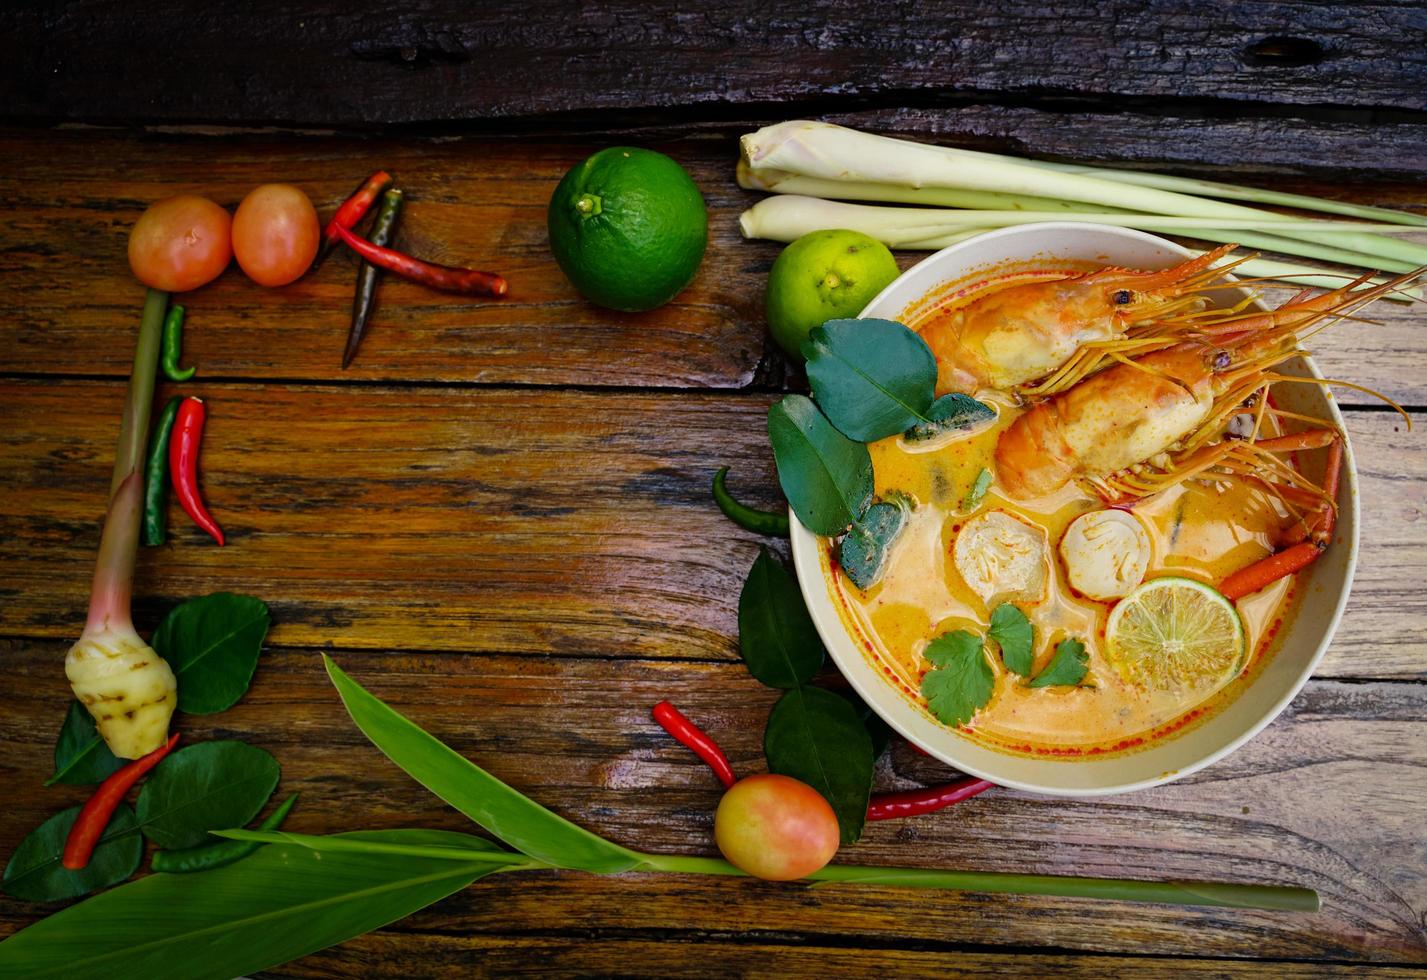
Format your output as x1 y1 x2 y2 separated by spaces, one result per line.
151 592 270 714
45 701 122 787
325 656 643 873
962 467 994 512
1029 638 1090 688
136 741 280 849
803 318 937 441
905 393 997 442
989 604 1034 676
2 805 141 903
737 548 825 689
0 830 502 980
764 686 874 845
835 688 894 762
839 496 909 590
768 395 873 536
921 631 995 728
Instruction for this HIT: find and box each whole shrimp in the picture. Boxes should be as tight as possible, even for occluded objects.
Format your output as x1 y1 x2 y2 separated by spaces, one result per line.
993 267 1420 594
919 244 1239 395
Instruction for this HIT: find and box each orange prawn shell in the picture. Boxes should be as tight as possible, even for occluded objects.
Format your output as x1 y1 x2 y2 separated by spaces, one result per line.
995 345 1219 498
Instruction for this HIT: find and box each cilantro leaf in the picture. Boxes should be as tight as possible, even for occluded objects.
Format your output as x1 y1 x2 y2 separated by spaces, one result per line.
988 604 1034 676
962 467 993 511
920 630 994 727
1029 637 1090 688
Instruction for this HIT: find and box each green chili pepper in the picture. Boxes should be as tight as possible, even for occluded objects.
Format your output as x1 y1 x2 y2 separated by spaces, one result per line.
161 304 196 382
150 792 299 874
141 397 183 547
712 466 790 536
343 188 404 369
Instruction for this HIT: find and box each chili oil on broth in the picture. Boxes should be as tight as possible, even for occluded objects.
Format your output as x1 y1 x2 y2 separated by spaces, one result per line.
822 265 1302 759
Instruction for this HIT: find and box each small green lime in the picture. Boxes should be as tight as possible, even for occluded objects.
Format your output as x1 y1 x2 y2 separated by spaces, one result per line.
547 147 708 312
765 230 900 358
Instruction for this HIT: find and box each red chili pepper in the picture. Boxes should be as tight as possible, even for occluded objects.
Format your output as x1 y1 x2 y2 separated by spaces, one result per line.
316 170 393 266
333 222 508 297
651 700 737 789
866 777 995 821
62 732 179 869
169 397 224 546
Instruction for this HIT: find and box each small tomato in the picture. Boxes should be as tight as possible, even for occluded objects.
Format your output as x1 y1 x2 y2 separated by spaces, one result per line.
232 184 320 287
714 774 840 881
128 195 232 292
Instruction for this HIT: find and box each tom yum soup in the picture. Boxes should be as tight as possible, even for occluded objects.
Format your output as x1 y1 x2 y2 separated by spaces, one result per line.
815 250 1412 759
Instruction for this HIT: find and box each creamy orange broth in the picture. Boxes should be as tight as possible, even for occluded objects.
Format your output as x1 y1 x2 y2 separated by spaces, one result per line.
822 267 1301 758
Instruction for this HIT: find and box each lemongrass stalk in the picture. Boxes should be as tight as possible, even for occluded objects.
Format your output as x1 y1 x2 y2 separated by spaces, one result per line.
741 122 1427 267
742 167 1417 274
66 288 178 759
1031 161 1427 227
740 195 1406 295
219 829 1319 912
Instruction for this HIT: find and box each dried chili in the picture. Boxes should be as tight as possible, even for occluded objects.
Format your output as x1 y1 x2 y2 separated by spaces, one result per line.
343 188 403 369
141 396 182 547
169 397 224 545
62 732 179 870
314 170 393 268
651 700 737 789
333 223 507 297
161 304 195 382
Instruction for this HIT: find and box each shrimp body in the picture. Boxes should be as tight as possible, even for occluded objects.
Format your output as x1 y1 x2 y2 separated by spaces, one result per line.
995 346 1217 499
994 265 1421 500
919 245 1235 395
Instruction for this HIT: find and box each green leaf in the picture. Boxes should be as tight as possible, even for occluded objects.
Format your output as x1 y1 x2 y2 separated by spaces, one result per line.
1 805 142 903
764 686 874 845
0 830 502 980
737 548 825 689
1029 638 1090 688
989 604 1034 676
136 741 280 849
325 656 643 873
44 701 122 787
835 688 894 762
906 394 996 443
768 395 873 536
213 828 527 867
151 592 271 714
961 467 994 512
803 318 937 441
838 496 909 590
921 631 995 728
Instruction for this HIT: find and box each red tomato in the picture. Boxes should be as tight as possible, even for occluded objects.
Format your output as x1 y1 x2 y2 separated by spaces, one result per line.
714 774 840 880
128 195 232 292
231 184 320 287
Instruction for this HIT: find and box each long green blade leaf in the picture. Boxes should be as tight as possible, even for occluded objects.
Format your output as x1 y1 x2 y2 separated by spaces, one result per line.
324 656 643 873
216 828 533 866
0 830 498 980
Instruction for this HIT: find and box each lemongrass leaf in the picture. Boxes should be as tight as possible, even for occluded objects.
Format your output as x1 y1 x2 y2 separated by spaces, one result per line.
324 657 643 873
0 830 500 980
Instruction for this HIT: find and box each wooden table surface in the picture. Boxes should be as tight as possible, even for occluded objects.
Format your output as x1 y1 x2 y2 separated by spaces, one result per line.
1 4 1425 976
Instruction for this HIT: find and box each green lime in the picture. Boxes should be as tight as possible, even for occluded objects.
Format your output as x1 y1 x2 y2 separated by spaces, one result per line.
765 230 900 358
547 147 707 312
1105 577 1247 693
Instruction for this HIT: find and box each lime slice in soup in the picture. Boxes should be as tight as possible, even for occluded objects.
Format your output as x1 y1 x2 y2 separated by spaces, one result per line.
1104 577 1247 693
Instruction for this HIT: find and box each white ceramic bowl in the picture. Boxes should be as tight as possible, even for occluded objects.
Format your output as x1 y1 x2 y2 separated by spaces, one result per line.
789 223 1358 797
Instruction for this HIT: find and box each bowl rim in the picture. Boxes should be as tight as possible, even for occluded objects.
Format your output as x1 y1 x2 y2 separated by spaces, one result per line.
787 221 1359 797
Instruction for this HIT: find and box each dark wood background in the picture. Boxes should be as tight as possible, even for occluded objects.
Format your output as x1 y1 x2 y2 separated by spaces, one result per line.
1 3 1425 977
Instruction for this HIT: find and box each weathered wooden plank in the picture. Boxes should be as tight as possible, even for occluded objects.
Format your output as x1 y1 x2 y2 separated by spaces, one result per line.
1 129 1424 402
3 2 1425 128
1 645 1424 963
0 383 1419 677
262 935 1427 978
